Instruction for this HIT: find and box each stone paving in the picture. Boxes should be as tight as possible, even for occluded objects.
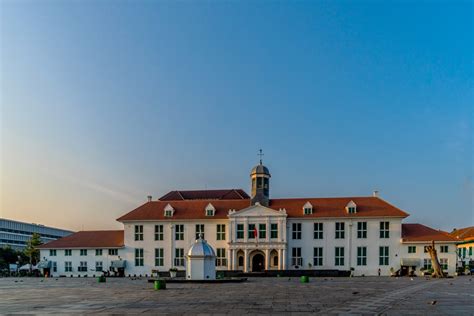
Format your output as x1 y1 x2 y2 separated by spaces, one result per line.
0 276 473 314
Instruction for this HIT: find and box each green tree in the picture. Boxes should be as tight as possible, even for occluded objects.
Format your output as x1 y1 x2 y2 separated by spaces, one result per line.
24 233 43 272
0 246 28 274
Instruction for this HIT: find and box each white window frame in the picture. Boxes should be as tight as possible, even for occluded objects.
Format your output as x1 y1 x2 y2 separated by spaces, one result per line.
380 222 390 238
335 222 345 239
236 224 244 239
79 261 87 272
423 258 432 270
258 223 266 239
95 261 103 272
216 224 226 240
134 225 144 241
174 248 185 266
313 247 323 266
313 222 323 239
357 222 367 239
357 246 367 266
65 261 72 272
195 224 205 239
216 248 227 266
270 223 278 239
292 223 302 240
175 224 184 240
155 248 164 267
291 247 302 266
379 246 389 266
335 247 344 266
135 248 144 266
155 225 164 241
205 203 215 217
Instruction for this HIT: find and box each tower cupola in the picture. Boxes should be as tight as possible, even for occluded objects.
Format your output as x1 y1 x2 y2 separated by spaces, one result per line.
250 149 271 206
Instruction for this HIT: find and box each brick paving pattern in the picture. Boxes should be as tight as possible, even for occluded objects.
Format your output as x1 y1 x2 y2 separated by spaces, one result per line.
0 276 472 314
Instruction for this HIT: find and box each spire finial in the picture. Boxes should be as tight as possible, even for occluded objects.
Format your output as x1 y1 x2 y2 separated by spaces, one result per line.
258 149 264 165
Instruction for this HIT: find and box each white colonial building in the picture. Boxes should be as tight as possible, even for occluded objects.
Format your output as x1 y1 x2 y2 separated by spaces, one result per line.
38 161 458 277
450 226 474 267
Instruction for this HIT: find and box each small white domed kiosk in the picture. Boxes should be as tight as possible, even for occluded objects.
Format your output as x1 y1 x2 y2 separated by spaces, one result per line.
186 234 216 280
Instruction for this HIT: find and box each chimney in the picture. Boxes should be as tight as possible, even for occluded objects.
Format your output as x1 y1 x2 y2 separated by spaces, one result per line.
147 195 152 202
373 190 379 198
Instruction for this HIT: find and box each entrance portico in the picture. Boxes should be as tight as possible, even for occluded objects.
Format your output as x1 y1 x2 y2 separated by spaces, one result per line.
229 246 286 272
227 202 287 272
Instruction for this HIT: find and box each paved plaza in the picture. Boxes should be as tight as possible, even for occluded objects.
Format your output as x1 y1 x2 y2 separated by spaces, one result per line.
0 276 473 315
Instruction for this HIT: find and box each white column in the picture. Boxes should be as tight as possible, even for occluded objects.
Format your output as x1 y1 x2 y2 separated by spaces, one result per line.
243 218 248 242
278 219 283 241
266 218 270 242
277 249 282 270
244 249 249 272
265 249 270 270
227 249 234 270
282 248 287 270
169 224 175 268
228 220 233 243
230 249 236 270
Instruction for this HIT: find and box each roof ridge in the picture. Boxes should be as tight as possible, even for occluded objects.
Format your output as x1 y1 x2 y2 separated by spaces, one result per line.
233 189 244 199
76 229 124 232
271 196 377 200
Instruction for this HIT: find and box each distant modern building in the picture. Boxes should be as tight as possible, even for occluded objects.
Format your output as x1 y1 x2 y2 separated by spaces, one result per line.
0 218 74 250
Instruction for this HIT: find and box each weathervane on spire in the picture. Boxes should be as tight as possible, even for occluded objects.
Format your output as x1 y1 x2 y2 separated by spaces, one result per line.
258 149 264 165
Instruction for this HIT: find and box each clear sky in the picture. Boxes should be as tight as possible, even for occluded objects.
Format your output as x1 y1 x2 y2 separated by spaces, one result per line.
1 0 472 232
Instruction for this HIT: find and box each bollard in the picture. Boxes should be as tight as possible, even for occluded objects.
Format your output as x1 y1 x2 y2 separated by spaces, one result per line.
300 276 309 283
154 279 166 290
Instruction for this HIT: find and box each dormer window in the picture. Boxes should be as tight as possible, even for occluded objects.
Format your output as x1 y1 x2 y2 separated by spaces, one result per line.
164 204 175 217
346 201 357 214
205 203 215 217
303 201 313 215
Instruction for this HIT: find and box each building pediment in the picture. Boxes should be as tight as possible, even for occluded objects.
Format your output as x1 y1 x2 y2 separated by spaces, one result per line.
228 203 287 218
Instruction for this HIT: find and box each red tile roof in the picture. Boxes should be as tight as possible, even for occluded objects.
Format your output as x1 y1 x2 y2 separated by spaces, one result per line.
270 197 408 218
117 196 408 221
401 224 457 243
159 189 250 201
37 230 124 249
450 226 474 242
117 200 252 221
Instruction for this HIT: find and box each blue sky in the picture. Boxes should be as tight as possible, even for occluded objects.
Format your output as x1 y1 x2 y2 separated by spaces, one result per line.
1 0 472 231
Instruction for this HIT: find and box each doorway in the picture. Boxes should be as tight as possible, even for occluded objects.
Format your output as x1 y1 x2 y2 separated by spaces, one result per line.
252 253 265 272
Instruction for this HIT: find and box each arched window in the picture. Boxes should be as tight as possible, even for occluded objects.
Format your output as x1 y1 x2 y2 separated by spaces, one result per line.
238 256 244 267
